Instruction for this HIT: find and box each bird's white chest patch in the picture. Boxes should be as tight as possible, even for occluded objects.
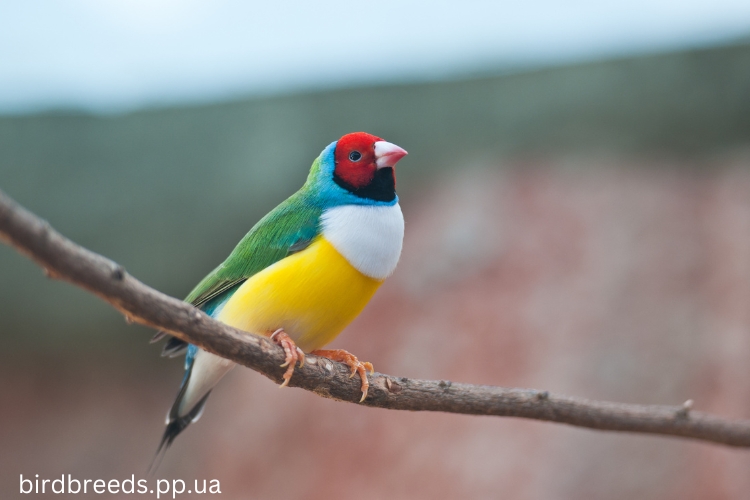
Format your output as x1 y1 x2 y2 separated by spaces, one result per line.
321 203 404 280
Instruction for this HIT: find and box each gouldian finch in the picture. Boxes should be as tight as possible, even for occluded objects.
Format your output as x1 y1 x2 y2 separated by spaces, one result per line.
152 132 407 458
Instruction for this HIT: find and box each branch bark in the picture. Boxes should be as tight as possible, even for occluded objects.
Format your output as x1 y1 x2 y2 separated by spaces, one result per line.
1 188 750 448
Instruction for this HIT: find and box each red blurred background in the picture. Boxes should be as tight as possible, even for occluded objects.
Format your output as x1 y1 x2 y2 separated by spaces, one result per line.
4 157 750 498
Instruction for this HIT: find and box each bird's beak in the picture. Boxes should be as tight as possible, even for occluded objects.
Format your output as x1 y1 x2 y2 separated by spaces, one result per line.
374 141 408 169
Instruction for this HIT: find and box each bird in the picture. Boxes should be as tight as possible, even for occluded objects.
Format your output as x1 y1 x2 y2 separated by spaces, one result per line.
150 131 407 466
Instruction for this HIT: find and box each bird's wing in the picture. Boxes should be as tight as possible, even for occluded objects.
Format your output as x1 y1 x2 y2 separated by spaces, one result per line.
187 190 321 307
156 189 322 356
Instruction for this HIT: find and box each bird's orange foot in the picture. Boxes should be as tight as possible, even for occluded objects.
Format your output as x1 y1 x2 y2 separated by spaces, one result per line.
270 329 305 388
311 349 374 402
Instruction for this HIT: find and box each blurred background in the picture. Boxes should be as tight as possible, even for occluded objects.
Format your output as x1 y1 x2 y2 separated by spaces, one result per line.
2 1 750 498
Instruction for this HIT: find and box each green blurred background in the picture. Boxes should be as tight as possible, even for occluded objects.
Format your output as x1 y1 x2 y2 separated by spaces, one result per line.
4 42 749 351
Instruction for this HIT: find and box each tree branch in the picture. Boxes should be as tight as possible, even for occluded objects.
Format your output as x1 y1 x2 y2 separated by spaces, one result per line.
1 188 750 448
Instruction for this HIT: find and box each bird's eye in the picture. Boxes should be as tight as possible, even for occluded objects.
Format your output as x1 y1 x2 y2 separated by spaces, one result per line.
349 151 362 162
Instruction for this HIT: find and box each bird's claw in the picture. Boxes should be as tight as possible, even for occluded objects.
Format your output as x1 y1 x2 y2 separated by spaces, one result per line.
311 349 373 402
270 329 305 387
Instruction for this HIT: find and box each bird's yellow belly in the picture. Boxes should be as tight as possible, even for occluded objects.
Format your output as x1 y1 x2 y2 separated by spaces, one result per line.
216 237 382 352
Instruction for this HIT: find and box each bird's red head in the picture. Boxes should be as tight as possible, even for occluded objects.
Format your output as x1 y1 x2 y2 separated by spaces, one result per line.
333 132 407 202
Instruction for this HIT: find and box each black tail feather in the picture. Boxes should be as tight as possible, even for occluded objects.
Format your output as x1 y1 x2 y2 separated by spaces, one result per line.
161 337 189 358
151 332 189 357
147 391 211 475
150 330 167 343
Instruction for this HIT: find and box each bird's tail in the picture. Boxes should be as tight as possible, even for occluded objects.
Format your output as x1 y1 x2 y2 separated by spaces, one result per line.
148 390 210 475
148 347 235 474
